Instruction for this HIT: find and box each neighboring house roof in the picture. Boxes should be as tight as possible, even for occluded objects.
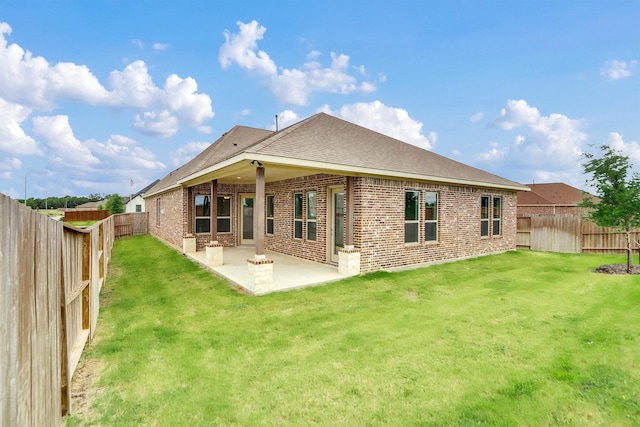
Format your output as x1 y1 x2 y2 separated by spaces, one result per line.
517 182 595 205
147 113 528 197
74 200 107 210
126 179 160 203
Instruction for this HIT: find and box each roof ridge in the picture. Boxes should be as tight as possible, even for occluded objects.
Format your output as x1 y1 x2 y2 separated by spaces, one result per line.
246 113 323 153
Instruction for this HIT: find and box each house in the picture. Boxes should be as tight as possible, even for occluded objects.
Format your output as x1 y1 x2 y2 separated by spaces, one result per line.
145 113 529 294
125 179 160 213
72 200 107 210
517 182 595 216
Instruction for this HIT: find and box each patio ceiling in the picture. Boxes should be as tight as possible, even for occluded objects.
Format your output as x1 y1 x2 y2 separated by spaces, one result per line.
177 157 337 186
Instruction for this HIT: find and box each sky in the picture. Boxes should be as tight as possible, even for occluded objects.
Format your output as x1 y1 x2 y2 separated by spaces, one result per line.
1 1 639 200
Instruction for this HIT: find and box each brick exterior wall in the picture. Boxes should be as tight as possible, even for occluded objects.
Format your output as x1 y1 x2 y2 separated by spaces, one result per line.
264 174 345 263
146 187 187 250
147 173 518 273
352 177 517 272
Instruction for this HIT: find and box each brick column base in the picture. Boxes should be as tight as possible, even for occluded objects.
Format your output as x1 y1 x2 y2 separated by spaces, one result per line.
182 234 196 254
247 255 274 295
338 245 361 276
205 241 224 266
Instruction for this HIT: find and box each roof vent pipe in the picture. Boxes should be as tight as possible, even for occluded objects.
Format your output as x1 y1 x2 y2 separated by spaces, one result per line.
275 114 278 132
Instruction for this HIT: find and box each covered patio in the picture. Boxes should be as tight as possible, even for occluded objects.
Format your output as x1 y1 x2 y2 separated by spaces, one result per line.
184 246 347 294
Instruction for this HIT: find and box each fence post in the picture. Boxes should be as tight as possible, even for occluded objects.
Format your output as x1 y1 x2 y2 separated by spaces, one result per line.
59 251 70 416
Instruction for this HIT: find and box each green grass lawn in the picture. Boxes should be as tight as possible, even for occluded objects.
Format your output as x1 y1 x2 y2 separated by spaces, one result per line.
67 235 640 426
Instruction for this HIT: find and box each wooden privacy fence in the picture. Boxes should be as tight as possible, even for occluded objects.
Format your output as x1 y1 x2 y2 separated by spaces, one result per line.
114 212 149 238
0 193 114 426
64 209 110 222
517 214 640 254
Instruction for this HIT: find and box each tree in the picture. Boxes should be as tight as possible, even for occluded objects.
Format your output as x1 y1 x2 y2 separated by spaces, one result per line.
105 193 125 215
579 144 640 273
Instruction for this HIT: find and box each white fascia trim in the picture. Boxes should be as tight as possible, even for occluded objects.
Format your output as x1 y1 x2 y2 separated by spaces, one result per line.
143 183 181 199
178 153 529 192
176 153 252 185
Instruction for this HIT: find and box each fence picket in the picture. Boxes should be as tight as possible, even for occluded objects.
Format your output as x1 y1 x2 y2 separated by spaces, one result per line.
517 214 640 254
0 193 114 425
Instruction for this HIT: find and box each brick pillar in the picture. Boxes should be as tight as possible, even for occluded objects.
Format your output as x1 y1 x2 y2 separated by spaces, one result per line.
182 233 196 254
247 255 274 295
205 241 223 266
338 245 360 276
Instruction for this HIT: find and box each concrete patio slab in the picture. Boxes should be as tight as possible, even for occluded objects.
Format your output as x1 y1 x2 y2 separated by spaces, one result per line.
185 246 346 294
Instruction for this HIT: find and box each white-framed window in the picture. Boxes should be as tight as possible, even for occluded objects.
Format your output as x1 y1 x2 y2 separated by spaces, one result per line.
135 204 142 213
266 195 275 235
425 192 438 242
195 195 211 233
307 191 317 241
492 197 502 236
217 196 231 233
293 192 303 239
405 190 420 243
481 196 490 237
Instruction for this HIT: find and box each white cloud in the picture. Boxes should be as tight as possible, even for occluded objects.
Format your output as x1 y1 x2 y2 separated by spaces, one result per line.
606 132 640 168
470 112 483 123
132 110 179 137
161 74 214 126
476 147 506 162
234 109 251 120
0 23 214 137
272 109 301 130
320 100 433 150
153 42 168 51
479 100 587 180
219 20 277 75
0 156 21 179
219 20 376 105
32 115 100 168
428 131 438 145
0 99 42 155
493 99 540 130
87 134 166 170
170 142 211 166
130 72 214 137
0 22 111 110
601 59 638 81
107 60 158 108
48 62 113 105
0 156 21 169
27 118 165 192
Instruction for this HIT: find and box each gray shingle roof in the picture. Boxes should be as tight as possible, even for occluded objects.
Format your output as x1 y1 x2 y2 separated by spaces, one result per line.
148 112 527 196
146 125 273 195
246 113 525 189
